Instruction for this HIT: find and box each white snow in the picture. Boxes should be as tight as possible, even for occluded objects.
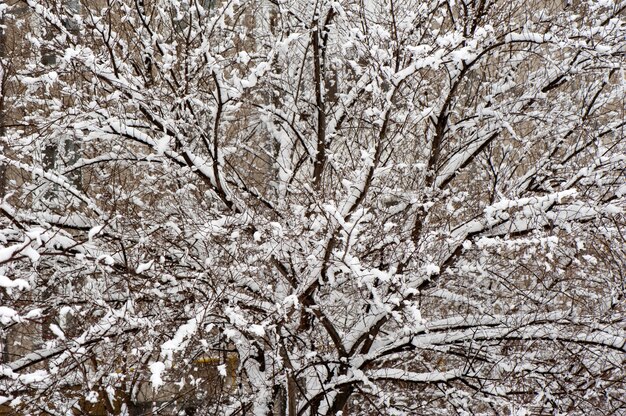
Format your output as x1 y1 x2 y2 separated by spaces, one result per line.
248 324 265 337
88 225 104 241
18 370 49 384
161 318 198 364
135 260 154 274
0 306 18 324
368 368 462 382
0 276 30 290
424 263 440 276
49 324 66 340
0 244 21 263
149 362 166 390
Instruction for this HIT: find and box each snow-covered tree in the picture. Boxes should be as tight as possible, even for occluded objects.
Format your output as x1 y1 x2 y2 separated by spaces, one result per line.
1 0 625 414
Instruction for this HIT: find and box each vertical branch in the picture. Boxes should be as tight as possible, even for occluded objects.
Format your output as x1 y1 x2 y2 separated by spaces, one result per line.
0 10 6 198
312 20 326 188
311 5 337 189
211 71 227 201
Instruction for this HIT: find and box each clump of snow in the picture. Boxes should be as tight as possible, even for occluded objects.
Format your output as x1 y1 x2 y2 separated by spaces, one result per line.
0 244 20 263
425 263 440 276
49 324 66 340
0 275 30 290
161 318 197 365
0 306 18 325
248 324 265 337
85 391 99 403
135 260 153 274
88 225 104 241
149 362 166 390
18 370 48 384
